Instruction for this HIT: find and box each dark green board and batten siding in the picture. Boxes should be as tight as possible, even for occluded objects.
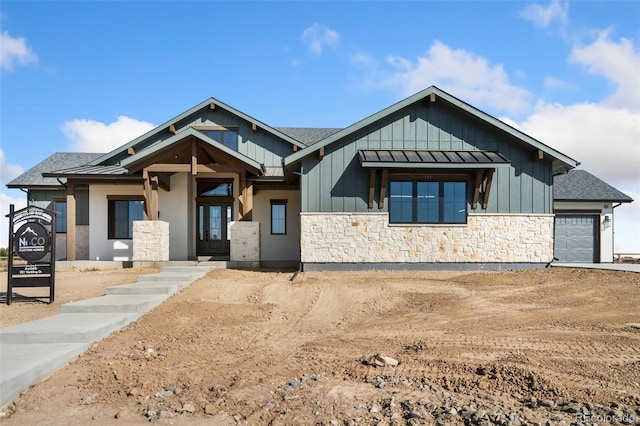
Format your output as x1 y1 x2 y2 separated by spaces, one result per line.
28 188 89 225
301 101 553 214
107 108 293 169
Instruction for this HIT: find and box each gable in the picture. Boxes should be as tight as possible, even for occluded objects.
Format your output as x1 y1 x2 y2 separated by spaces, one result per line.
285 86 579 175
91 98 305 169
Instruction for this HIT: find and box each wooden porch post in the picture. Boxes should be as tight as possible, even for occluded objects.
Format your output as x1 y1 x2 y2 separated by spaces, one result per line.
66 181 76 261
239 172 253 221
143 169 159 220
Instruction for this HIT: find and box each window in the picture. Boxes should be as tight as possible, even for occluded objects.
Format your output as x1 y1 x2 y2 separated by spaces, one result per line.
108 199 144 239
198 181 232 197
271 200 287 235
54 200 67 233
389 180 466 224
201 129 238 150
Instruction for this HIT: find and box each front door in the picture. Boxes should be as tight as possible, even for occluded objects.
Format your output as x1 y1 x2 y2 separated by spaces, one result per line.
197 202 232 257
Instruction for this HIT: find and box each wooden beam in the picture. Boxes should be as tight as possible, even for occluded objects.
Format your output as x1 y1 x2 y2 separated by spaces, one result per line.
428 93 436 105
239 172 253 221
368 169 377 209
319 146 325 160
472 170 483 209
169 124 176 134
66 181 76 261
482 169 495 209
157 174 171 192
293 145 298 152
532 149 544 161
251 123 258 132
142 170 158 221
144 164 192 173
210 102 216 110
191 140 198 176
127 147 136 155
379 169 388 209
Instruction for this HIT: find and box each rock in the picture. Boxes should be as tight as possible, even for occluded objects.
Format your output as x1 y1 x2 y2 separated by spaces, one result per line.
182 403 196 413
361 353 399 367
369 405 380 413
562 402 580 413
538 399 555 408
204 404 216 415
405 411 423 419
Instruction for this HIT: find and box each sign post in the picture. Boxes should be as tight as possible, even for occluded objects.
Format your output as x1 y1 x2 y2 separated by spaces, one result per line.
6 204 57 305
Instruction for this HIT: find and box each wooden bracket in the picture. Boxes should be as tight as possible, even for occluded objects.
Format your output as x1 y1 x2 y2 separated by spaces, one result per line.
319 146 325 160
293 144 298 152
209 102 216 110
472 170 483 209
482 169 495 209
169 124 176 134
532 149 544 161
251 123 258 132
427 93 436 105
127 147 136 155
191 140 198 176
379 169 388 209
368 169 377 209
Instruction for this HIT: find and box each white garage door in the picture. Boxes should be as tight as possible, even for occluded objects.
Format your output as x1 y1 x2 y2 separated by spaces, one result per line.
554 215 597 263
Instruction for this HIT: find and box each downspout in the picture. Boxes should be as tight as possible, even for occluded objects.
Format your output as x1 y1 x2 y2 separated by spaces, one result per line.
611 202 622 262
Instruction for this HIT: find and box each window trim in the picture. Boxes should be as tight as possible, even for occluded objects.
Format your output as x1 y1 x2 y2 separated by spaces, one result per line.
107 196 145 240
270 200 287 235
53 198 67 234
389 178 468 225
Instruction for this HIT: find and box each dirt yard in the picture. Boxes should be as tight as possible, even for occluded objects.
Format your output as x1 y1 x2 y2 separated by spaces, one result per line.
1 267 639 425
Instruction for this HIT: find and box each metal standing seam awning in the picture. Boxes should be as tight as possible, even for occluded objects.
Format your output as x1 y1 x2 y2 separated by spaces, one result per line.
357 149 511 210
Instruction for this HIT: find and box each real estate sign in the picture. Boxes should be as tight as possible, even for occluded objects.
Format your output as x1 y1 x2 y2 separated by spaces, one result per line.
6 204 56 305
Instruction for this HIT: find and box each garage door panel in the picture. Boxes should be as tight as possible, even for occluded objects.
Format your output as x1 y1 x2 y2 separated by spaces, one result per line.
554 215 596 263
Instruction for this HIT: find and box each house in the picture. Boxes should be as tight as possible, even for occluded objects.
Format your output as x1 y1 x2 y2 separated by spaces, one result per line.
553 170 633 263
11 86 623 270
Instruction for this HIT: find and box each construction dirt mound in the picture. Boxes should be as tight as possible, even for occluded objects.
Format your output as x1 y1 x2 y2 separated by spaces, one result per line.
1 267 639 425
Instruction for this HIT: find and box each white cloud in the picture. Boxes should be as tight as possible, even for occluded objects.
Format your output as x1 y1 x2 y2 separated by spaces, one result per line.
519 0 569 29
379 41 532 114
0 192 27 249
301 23 339 55
61 116 155 153
517 101 640 189
0 31 38 71
613 188 640 253
570 30 640 111
0 149 24 185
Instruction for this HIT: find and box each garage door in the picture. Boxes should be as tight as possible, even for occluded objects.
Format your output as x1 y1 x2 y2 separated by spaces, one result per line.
554 215 597 263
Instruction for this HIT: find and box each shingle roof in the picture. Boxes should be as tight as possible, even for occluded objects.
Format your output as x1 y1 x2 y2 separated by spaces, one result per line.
553 170 633 202
7 152 102 188
275 127 342 146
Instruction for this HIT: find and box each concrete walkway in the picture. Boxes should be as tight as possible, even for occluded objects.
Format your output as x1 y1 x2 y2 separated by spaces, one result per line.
550 262 640 273
0 264 218 408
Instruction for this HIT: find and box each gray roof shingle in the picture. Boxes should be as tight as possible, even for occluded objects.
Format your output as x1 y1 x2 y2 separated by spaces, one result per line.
6 152 102 188
275 127 342 146
553 169 633 202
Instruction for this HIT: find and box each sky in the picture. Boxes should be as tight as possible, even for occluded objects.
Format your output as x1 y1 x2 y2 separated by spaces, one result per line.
1 0 639 253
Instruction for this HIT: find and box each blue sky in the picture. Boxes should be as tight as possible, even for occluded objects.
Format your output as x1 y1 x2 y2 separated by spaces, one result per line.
1 0 639 252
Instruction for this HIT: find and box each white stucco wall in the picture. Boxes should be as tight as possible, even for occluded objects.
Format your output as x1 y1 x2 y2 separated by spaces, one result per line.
554 201 613 263
253 189 301 262
89 184 143 261
158 173 189 260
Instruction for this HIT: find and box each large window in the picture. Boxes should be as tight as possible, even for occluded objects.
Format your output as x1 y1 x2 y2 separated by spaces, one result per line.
389 180 466 224
271 200 287 235
108 199 144 239
201 129 238 150
54 200 67 233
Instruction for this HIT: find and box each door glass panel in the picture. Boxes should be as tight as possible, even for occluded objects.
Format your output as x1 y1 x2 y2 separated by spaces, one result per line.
209 206 222 240
226 205 232 241
198 205 204 241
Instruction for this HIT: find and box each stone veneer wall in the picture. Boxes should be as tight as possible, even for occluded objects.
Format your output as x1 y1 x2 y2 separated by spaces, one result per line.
300 213 554 263
230 221 260 264
132 220 170 262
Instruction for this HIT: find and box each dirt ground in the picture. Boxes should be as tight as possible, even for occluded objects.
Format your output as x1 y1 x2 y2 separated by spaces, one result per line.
1 267 639 425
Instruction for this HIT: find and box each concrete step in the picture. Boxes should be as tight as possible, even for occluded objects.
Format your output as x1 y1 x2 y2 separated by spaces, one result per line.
137 272 203 282
160 265 216 274
0 342 90 409
59 294 164 315
106 280 184 295
0 313 135 344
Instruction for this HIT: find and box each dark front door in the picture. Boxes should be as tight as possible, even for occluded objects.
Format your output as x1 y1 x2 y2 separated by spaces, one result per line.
197 202 232 257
